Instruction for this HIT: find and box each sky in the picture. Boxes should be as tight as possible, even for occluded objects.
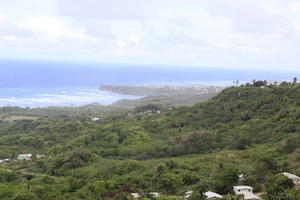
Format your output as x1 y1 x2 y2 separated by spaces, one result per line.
0 0 300 70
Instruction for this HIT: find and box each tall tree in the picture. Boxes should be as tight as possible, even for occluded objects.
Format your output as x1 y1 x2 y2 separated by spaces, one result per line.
188 182 208 200
215 168 239 194
292 77 298 85
23 173 35 191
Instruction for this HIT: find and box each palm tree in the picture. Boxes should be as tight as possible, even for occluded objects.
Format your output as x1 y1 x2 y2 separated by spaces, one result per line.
23 173 35 191
292 77 298 85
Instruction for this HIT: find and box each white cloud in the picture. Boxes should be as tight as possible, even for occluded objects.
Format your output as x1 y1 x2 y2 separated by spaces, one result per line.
21 17 85 41
0 0 300 70
57 0 154 20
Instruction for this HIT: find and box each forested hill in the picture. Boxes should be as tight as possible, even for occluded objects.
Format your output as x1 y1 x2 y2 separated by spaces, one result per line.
0 82 300 199
100 85 224 96
102 85 224 107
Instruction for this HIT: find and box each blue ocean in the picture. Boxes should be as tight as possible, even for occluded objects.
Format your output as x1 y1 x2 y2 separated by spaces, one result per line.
0 59 298 107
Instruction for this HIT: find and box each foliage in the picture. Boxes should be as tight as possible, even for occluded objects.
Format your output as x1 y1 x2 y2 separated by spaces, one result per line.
266 174 296 200
214 168 239 194
188 182 208 200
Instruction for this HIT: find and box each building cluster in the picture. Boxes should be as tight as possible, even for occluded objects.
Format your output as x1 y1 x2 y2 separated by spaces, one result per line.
0 153 45 163
130 186 259 200
183 186 260 200
130 172 300 200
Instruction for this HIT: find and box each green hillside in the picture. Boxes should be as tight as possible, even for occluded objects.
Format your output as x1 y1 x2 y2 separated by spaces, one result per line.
1 82 300 200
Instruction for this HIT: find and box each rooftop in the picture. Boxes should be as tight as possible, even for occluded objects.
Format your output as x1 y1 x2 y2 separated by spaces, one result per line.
18 154 32 157
282 172 300 180
238 191 261 200
204 191 223 199
234 186 253 190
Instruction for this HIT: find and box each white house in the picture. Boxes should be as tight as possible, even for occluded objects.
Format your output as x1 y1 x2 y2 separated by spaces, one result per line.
91 117 100 122
149 193 160 198
233 186 261 200
204 191 223 199
149 192 160 198
131 192 160 199
131 193 140 199
184 191 223 199
17 154 32 161
282 172 300 185
0 160 3 163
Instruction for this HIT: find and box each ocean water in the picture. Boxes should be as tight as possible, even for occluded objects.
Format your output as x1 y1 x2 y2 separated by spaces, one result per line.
0 59 298 107
0 87 140 107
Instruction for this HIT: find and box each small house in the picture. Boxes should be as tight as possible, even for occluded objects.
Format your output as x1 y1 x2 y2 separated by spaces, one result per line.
130 192 159 199
131 193 140 199
149 192 160 198
233 186 261 200
0 160 3 164
91 117 100 122
184 191 223 199
204 191 223 199
17 154 32 161
282 172 300 185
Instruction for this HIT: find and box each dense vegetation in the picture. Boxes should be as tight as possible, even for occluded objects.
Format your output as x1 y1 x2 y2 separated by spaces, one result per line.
1 81 300 199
